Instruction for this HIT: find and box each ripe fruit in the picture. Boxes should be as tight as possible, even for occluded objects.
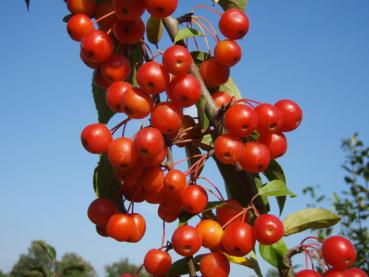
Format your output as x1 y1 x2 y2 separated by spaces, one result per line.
323 268 347 277
81 51 101 69
259 132 288 160
113 19 145 44
200 252 230 277
164 169 187 193
81 123 112 154
105 82 132 113
216 199 245 226
96 225 108 237
345 268 368 277
140 147 167 167
139 166 164 192
214 135 244 164
255 103 283 134
144 0 178 18
136 61 170 95
120 87 153 119
151 102 183 135
81 30 113 63
212 91 232 108
252 214 284 245
144 249 172 276
221 221 255 257
134 127 165 160
322 236 357 269
107 138 138 170
106 213 135 241
128 213 146 242
275 99 303 132
67 14 94 41
67 0 96 17
171 225 202 257
93 69 110 88
162 45 193 75
295 270 322 277
113 0 145 20
200 59 230 87
181 185 208 214
158 204 181 223
224 104 258 137
196 220 223 249
87 198 117 226
239 142 270 173
94 0 117 32
100 54 130 83
214 39 242 67
219 8 249 40
167 74 201 107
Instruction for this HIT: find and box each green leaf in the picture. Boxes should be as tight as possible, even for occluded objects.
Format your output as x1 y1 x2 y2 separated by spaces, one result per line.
93 154 122 206
174 28 203 43
258 180 296 198
178 201 224 226
191 51 211 64
169 255 203 276
63 14 72 23
146 17 163 46
283 208 341 236
225 252 262 277
35 241 57 260
92 81 115 124
218 77 242 100
259 240 288 268
214 0 248 11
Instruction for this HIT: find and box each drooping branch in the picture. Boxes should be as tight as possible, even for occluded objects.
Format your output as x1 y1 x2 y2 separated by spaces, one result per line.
279 244 305 277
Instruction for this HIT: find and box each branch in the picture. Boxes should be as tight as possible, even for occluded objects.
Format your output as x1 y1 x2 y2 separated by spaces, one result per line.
186 257 197 277
279 245 305 277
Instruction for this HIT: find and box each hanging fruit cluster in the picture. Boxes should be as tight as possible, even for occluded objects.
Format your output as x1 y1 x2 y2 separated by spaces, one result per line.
63 0 367 276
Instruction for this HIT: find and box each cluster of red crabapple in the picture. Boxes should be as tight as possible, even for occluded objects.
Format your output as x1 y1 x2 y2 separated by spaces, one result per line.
64 0 366 276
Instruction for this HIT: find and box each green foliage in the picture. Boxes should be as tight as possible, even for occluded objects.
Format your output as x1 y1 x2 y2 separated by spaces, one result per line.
104 259 149 277
174 28 203 43
146 17 163 46
225 252 262 277
178 201 223 226
169 255 203 276
92 82 115 124
213 0 248 11
258 180 296 198
0 271 9 277
304 134 369 272
57 253 96 277
259 239 288 268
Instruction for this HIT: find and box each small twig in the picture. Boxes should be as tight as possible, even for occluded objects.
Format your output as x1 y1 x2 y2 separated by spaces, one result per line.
187 257 197 277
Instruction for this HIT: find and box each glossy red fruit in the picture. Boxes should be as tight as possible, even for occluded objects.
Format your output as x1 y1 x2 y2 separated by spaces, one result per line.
120 87 153 119
158 204 181 223
136 61 170 95
94 0 117 32
216 199 245 226
164 169 187 193
214 135 244 165
106 213 135 241
67 0 96 17
275 99 303 132
81 123 112 154
81 51 101 69
113 18 145 44
252 214 284 245
81 30 113 63
322 236 357 269
144 249 172 276
113 0 145 20
128 213 146 242
259 132 288 160
255 103 283 134
224 104 258 137
151 102 183 135
212 91 232 108
100 54 130 83
200 59 230 88
167 74 201 107
172 225 202 257
162 45 192 75
239 142 270 173
221 221 255 257
107 138 138 170
96 225 108 237
219 8 249 40
134 127 165 160
67 14 94 41
295 270 321 277
324 268 347 277
140 147 167 168
200 252 230 277
93 69 110 88
214 39 242 67
181 185 208 214
144 0 178 18
87 198 117 226
105 82 132 112
139 166 164 192
196 220 224 250
345 268 368 277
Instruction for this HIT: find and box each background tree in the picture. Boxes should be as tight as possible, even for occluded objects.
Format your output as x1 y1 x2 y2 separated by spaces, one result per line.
104 259 149 277
304 133 369 273
57 253 96 277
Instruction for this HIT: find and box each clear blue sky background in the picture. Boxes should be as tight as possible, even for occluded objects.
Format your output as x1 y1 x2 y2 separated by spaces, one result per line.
0 0 369 276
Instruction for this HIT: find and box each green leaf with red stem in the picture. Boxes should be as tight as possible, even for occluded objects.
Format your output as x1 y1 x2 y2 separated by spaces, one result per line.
213 0 249 11
169 255 204 276
146 17 163 47
174 28 203 43
178 201 224 226
191 51 211 65
258 180 296 198
92 82 115 124
259 239 289 268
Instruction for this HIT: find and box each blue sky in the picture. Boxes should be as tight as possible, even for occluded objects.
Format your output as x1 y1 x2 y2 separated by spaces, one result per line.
0 0 369 276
